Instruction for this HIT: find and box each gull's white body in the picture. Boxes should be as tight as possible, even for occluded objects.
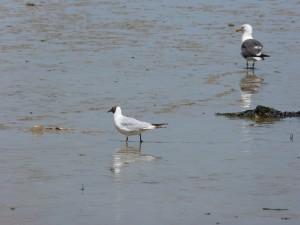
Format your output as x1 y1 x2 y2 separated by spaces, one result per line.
108 106 166 142
113 106 156 136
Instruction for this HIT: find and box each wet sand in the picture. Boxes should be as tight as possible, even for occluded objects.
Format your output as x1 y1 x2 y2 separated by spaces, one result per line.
1 1 300 224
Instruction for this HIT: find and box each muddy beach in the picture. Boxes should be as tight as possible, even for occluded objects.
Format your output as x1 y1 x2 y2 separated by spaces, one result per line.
1 1 300 225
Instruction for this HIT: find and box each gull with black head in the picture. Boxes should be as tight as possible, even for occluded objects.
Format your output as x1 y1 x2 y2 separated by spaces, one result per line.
108 106 167 143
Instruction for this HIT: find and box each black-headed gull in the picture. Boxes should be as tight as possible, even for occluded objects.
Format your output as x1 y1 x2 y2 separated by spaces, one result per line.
236 24 270 69
108 106 167 143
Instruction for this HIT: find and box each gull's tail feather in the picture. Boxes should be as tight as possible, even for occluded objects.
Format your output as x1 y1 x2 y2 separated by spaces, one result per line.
152 123 168 128
261 53 270 59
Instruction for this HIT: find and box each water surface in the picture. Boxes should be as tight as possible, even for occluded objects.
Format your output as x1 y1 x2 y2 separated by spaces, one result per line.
1 0 300 224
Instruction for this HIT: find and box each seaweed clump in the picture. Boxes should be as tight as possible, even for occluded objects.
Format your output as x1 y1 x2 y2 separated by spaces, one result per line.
216 105 300 121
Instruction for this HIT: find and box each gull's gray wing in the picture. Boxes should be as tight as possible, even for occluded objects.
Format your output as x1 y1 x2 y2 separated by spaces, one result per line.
120 116 153 132
241 39 263 58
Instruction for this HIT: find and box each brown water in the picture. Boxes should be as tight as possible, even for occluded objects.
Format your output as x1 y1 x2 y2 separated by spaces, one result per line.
1 1 300 225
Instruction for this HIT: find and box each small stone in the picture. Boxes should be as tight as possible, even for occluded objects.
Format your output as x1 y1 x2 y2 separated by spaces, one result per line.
26 3 35 6
31 124 44 132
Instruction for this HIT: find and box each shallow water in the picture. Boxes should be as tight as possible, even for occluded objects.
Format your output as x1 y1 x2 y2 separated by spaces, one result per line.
1 0 300 224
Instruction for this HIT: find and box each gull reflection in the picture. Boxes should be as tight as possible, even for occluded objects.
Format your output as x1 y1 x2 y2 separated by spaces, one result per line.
240 70 263 109
111 143 161 174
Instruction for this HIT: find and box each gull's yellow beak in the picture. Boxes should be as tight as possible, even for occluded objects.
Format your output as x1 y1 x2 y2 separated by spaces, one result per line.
235 28 242 32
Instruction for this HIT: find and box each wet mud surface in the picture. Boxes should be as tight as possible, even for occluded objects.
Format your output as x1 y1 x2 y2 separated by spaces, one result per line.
1 1 300 225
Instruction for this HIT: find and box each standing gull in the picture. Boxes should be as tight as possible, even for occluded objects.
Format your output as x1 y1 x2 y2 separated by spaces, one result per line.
236 24 270 69
108 106 167 143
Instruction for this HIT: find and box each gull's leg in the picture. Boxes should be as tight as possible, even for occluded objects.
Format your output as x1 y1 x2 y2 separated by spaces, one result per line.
126 136 128 143
139 134 143 143
252 61 255 69
246 61 249 69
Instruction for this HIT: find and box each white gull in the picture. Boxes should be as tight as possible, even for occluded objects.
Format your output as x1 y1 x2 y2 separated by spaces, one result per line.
108 106 167 143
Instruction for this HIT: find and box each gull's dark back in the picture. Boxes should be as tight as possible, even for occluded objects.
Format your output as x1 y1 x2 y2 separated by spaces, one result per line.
241 39 263 58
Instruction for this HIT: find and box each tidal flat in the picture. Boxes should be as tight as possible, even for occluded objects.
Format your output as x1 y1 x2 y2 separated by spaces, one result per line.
1 1 300 225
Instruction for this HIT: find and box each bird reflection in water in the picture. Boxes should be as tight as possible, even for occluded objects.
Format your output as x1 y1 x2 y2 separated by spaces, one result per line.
111 143 161 174
240 70 263 109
